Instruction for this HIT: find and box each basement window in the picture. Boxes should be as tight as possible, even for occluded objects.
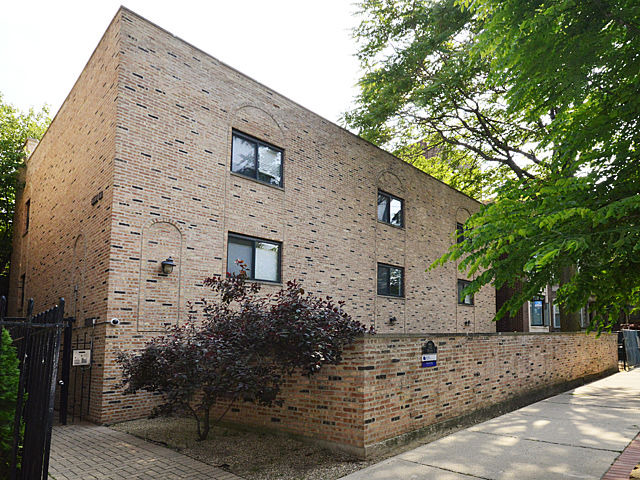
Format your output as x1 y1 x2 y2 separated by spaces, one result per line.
377 191 404 227
377 263 404 297
231 130 283 187
227 233 281 283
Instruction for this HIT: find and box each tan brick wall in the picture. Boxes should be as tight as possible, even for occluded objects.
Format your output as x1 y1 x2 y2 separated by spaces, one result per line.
93 9 497 422
10 7 497 423
8 13 121 421
210 332 617 457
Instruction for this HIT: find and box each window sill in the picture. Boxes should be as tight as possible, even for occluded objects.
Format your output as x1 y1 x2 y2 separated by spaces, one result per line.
457 303 475 307
230 171 284 191
377 294 405 300
376 220 405 230
247 279 283 287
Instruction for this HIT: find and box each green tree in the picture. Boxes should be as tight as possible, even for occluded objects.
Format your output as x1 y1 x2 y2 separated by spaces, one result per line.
0 327 20 475
347 0 640 331
344 0 549 188
0 94 50 275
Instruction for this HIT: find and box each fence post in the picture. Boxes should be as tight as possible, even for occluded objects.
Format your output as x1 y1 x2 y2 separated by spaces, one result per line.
10 299 33 480
58 315 74 425
41 298 64 478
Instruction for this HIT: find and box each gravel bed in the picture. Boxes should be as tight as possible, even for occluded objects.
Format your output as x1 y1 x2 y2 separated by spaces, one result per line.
111 416 373 480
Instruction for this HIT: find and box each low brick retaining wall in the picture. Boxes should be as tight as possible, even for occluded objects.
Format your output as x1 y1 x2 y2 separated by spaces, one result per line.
212 332 617 457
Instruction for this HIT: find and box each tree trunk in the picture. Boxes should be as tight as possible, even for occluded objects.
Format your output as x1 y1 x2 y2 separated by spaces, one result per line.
559 265 581 332
198 407 210 441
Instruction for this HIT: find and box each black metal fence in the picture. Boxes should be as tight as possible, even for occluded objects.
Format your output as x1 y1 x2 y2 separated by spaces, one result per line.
0 296 65 480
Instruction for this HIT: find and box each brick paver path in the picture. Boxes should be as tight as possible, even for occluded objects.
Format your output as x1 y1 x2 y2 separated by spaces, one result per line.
48 424 242 480
602 432 640 480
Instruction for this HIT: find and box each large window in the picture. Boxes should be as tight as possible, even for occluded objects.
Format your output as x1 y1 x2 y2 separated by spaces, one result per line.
227 234 281 282
231 130 283 187
457 279 474 306
377 191 404 227
377 263 404 297
530 296 545 326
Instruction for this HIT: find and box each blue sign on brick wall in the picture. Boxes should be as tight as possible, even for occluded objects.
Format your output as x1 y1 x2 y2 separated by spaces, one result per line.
421 340 437 368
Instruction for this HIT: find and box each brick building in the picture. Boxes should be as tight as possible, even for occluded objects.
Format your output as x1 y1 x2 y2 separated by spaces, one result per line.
8 7 495 424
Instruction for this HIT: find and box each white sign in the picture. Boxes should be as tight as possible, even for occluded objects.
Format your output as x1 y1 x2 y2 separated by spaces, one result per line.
72 349 91 366
421 353 437 368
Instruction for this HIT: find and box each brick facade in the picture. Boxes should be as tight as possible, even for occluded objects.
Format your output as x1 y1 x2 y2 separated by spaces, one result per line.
210 332 617 457
9 8 499 423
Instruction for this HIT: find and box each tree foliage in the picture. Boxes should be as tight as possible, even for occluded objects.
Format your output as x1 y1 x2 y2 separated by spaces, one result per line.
118 267 370 440
0 328 20 476
348 0 640 331
0 94 50 274
344 0 549 190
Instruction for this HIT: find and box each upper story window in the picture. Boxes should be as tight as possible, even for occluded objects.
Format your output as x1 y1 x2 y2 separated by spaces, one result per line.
227 233 281 283
377 263 404 297
457 279 474 306
456 222 465 244
24 199 31 234
231 130 283 187
377 191 404 227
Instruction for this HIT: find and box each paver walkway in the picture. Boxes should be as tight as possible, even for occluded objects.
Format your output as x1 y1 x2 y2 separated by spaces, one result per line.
341 368 640 480
48 424 242 480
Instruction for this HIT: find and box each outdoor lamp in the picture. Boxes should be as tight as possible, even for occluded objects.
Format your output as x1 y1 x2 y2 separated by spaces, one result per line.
161 257 176 274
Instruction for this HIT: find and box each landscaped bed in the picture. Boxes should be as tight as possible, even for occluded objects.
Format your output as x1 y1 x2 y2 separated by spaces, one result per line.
110 415 473 480
111 416 369 480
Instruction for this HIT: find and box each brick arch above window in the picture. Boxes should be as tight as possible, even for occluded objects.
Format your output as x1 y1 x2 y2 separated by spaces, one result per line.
376 170 406 197
230 104 285 149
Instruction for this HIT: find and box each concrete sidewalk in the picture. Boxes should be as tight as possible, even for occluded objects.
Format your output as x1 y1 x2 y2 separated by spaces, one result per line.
341 368 640 480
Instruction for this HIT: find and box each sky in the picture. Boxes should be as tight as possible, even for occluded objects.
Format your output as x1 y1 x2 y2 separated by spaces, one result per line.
0 0 363 125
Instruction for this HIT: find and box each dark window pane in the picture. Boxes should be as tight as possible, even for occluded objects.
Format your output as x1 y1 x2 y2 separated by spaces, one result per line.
456 222 465 244
377 265 389 295
389 267 403 296
227 237 253 277
458 280 474 305
232 135 256 177
255 241 279 281
257 145 282 186
377 194 389 222
390 198 403 226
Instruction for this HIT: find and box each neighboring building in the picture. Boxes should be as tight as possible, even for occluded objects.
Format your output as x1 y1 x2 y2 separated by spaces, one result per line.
8 7 494 423
497 283 590 332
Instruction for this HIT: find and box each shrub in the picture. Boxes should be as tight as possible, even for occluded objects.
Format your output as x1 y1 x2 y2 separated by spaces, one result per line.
119 267 371 440
0 327 20 475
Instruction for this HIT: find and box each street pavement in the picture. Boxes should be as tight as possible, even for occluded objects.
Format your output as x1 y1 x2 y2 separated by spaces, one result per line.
341 368 640 480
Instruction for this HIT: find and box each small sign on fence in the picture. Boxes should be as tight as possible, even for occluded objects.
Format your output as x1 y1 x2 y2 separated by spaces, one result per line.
72 349 91 366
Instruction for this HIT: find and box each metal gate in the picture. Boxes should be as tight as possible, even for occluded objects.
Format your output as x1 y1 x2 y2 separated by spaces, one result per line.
0 296 65 480
58 325 94 423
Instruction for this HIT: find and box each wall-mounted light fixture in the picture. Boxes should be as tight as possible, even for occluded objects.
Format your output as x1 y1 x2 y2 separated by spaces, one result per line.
161 257 176 274
389 316 397 325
